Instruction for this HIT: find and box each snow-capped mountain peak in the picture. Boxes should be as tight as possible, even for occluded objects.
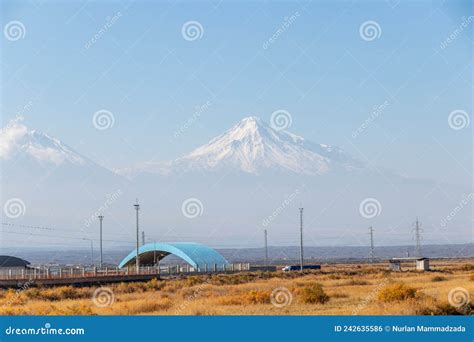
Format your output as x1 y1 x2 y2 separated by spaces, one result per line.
121 116 364 177
1 117 88 166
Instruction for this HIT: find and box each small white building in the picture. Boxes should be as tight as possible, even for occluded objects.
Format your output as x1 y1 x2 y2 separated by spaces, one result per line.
389 257 430 272
416 258 430 271
389 260 401 272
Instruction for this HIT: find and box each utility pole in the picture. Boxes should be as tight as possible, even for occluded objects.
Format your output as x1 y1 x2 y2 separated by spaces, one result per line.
134 200 140 273
153 241 157 266
142 231 145 246
264 229 268 266
98 215 104 268
299 207 304 272
368 226 375 263
414 218 422 258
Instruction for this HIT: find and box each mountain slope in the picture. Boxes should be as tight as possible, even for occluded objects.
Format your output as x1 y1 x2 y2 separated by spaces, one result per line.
1 117 126 189
120 116 365 177
1 117 96 168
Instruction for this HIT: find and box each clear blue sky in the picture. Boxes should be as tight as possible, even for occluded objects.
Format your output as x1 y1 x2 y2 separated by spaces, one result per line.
1 0 472 185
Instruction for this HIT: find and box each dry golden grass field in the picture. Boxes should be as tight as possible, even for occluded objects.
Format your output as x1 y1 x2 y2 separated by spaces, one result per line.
0 259 472 315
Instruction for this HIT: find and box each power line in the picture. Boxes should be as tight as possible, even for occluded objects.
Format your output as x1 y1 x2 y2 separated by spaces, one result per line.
0 229 132 244
2 222 63 231
2 222 134 238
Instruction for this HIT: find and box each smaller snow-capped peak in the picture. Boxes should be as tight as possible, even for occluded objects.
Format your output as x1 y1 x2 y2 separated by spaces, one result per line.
1 117 88 166
123 116 365 177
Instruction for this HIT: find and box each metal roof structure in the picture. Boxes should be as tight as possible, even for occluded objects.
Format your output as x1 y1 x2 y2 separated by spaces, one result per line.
0 255 30 268
118 242 229 270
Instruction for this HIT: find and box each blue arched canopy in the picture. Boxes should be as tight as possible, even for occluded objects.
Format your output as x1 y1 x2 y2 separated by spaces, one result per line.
118 242 229 270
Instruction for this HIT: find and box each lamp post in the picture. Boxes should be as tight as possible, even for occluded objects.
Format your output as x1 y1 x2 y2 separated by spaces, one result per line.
134 200 140 273
299 207 304 272
98 215 104 268
264 229 268 266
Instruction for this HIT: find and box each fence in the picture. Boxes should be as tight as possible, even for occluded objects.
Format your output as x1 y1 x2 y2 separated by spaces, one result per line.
0 263 251 281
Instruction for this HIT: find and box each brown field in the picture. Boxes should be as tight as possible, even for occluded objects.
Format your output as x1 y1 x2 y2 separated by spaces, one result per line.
0 259 472 315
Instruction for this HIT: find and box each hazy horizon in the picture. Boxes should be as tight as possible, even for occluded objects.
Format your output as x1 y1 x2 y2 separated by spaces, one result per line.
1 0 472 256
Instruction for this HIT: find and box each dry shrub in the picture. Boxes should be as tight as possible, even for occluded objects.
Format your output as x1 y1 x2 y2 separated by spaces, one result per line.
214 295 243 306
161 281 184 293
25 288 42 300
116 281 152 294
57 286 81 299
186 276 208 287
30 286 85 301
294 281 310 288
431 276 447 282
300 284 329 304
245 290 270 304
378 283 417 302
415 302 472 316
462 264 474 271
146 278 165 291
61 304 94 315
330 292 349 298
0 306 27 315
117 298 172 314
2 289 27 306
180 288 196 299
343 279 370 286
469 274 474 281
116 282 138 294
38 289 61 301
208 271 300 287
186 306 217 315
210 274 255 286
